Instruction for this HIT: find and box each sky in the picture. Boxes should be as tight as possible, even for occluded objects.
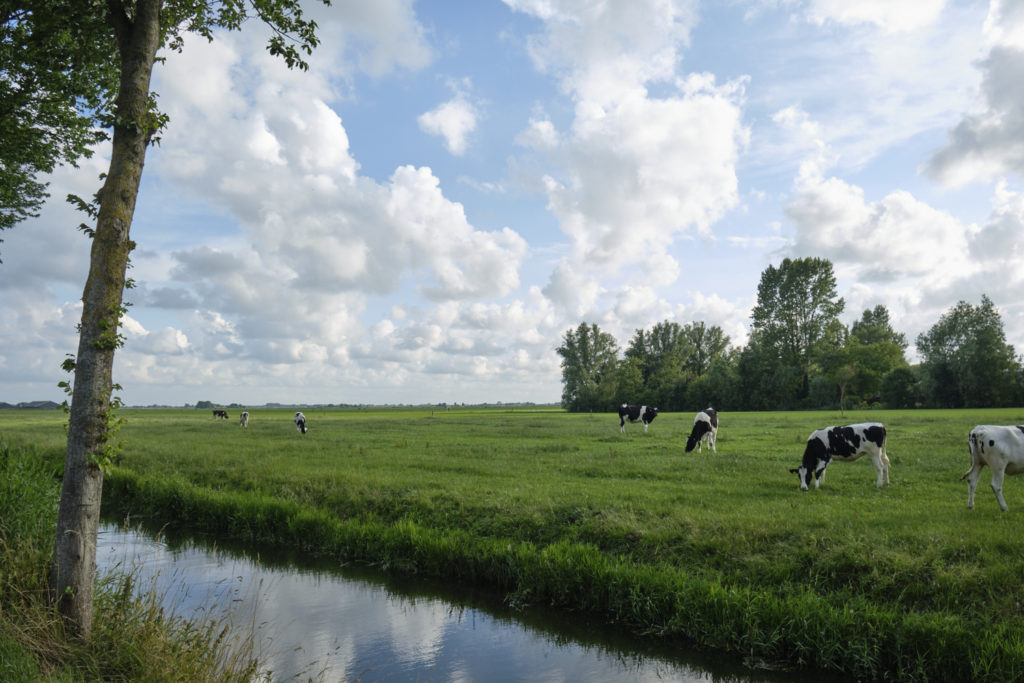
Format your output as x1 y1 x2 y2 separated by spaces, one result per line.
3 0 1024 407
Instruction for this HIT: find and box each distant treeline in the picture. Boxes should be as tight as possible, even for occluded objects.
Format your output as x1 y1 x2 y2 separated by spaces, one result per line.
0 401 61 410
557 257 1023 413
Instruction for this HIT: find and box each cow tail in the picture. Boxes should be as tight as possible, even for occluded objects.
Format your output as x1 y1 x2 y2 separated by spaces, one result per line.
960 432 980 481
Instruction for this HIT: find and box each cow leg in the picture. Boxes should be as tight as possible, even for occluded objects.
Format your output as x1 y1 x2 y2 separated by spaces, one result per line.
870 453 885 487
879 448 891 485
710 431 717 454
966 465 983 509
990 465 1010 512
620 417 626 434
643 421 648 433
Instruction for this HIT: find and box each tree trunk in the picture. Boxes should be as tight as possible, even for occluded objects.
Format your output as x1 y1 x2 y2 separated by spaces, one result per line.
49 0 161 638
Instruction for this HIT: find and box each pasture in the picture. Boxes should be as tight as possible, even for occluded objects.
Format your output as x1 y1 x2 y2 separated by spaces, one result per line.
3 406 1024 680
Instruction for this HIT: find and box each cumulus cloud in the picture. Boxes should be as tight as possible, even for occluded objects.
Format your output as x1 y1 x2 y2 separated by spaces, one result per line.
926 46 1024 185
307 0 433 78
803 0 948 32
781 108 972 283
56 25 531 398
773 107 1024 357
925 0 1024 186
417 81 480 156
506 0 748 317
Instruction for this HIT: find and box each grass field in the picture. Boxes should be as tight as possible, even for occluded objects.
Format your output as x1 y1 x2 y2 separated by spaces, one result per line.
3 405 1024 680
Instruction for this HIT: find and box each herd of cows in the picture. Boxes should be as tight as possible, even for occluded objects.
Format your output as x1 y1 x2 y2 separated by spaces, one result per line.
212 409 304 433
617 403 1024 511
208 405 1024 511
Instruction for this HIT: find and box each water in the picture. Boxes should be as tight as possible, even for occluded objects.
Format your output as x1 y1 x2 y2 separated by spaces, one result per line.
96 522 838 682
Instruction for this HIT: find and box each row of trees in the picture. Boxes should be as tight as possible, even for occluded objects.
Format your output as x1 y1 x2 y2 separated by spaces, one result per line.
557 258 1023 413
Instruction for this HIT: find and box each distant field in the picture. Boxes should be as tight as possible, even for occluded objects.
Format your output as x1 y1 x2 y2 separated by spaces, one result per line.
4 405 1024 680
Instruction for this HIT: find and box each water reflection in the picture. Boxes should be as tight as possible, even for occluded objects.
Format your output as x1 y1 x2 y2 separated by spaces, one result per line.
96 521 839 682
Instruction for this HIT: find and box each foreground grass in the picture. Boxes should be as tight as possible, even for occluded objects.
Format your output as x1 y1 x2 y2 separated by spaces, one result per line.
0 441 261 682
4 406 1024 680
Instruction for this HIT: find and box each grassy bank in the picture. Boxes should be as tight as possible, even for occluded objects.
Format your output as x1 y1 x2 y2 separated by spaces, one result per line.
0 441 262 682
4 406 1024 680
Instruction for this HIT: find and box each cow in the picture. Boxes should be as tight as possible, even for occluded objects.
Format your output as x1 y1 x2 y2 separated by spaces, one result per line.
685 408 718 453
961 425 1024 511
294 411 307 434
618 404 657 433
790 422 890 491
239 411 249 428
212 409 228 419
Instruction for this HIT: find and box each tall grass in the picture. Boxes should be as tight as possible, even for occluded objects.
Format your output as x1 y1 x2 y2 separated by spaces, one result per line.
4 406 1024 680
0 441 263 682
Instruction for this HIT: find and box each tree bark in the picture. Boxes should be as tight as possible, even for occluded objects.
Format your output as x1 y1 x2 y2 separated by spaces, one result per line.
49 0 162 638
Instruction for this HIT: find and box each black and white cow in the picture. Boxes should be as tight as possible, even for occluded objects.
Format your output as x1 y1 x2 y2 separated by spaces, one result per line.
619 404 658 433
961 425 1024 511
294 411 307 434
790 422 889 490
239 411 249 428
212 409 228 419
685 408 718 453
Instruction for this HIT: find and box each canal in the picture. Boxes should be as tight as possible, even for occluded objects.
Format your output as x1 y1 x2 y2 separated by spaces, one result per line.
96 520 845 682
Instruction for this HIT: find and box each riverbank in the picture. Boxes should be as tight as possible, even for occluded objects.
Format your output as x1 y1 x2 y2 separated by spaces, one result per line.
5 407 1024 680
0 442 260 682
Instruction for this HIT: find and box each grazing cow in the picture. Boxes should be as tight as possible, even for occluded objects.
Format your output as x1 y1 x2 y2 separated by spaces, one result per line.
239 411 249 428
212 409 228 419
961 425 1024 511
685 408 718 453
294 411 307 434
790 422 890 491
619 404 658 433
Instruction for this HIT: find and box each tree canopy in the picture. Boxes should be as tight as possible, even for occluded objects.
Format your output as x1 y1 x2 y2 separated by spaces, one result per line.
0 3 117 252
916 295 1021 408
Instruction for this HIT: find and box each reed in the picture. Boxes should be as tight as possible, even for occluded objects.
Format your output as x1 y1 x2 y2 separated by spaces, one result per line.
3 406 1024 680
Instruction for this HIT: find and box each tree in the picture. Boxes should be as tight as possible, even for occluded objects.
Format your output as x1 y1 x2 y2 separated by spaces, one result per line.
625 321 692 382
23 0 327 638
680 321 730 376
684 353 739 410
556 322 620 412
0 4 117 255
749 257 845 400
916 295 1019 408
851 305 907 349
735 337 803 410
880 366 918 408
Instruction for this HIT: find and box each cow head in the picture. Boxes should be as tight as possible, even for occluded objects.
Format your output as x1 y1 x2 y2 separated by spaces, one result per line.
790 466 812 491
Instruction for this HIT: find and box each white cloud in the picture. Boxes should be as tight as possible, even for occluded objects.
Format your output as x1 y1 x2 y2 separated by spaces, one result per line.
926 44 1024 186
418 83 480 156
803 0 948 32
506 0 748 318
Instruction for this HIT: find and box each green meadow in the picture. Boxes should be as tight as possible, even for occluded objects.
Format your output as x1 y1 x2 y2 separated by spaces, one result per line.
3 406 1024 680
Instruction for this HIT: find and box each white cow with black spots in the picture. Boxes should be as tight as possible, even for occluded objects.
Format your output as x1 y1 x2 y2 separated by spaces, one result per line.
790 422 890 490
685 408 718 453
618 404 658 433
962 425 1024 511
294 411 307 434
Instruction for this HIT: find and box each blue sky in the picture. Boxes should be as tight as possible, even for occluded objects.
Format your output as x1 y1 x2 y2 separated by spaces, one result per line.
2 0 1023 406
